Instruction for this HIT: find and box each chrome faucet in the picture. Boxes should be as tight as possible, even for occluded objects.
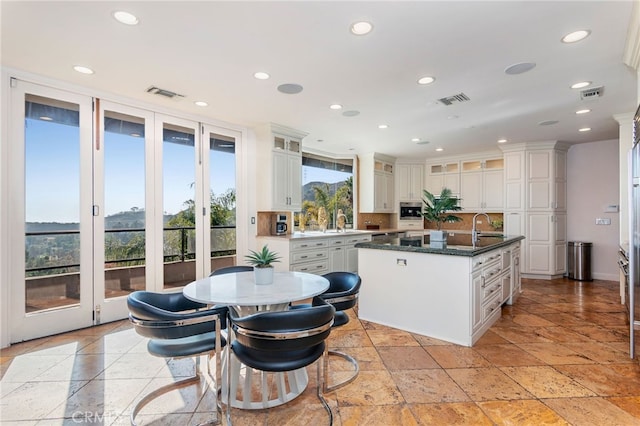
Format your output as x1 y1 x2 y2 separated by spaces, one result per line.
337 213 347 232
472 212 491 244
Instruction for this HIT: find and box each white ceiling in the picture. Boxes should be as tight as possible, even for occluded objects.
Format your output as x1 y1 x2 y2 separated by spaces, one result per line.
2 1 638 159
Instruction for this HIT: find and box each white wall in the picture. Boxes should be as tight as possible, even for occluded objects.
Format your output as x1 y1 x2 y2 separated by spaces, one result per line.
567 139 620 281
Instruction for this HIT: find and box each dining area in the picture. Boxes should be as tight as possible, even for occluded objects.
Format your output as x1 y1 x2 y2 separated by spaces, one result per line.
127 266 362 425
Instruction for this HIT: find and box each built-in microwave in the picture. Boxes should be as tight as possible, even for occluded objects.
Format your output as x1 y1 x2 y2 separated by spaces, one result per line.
399 202 422 220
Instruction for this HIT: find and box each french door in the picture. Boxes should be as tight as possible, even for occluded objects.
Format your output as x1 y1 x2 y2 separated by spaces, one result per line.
9 81 95 341
9 80 240 342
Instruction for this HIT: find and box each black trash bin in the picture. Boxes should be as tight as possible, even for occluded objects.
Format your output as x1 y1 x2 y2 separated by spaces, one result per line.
567 241 592 281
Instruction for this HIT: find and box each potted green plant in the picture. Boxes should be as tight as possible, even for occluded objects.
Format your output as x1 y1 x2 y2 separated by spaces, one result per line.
421 187 463 243
245 245 281 285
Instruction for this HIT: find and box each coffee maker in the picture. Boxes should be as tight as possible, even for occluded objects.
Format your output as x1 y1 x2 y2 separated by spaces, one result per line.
270 214 288 236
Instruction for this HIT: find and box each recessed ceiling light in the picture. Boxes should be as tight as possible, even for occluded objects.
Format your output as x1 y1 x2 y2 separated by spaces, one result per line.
277 83 303 94
576 109 591 114
497 139 507 143
417 76 435 85
342 110 360 117
330 104 343 110
194 101 208 107
39 116 53 121
378 124 389 129
504 62 536 75
411 138 420 142
350 21 373 35
562 30 591 43
254 72 270 80
113 11 139 25
435 147 444 152
579 127 591 132
538 120 559 126
571 81 591 89
73 65 94 74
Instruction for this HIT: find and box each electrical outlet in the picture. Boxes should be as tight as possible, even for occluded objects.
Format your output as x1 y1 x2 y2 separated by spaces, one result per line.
251 217 255 224
595 218 611 225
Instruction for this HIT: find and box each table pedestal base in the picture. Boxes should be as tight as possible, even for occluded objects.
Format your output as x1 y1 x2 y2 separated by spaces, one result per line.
221 349 309 409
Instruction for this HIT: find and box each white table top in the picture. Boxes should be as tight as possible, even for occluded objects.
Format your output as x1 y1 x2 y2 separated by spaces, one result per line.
182 271 329 307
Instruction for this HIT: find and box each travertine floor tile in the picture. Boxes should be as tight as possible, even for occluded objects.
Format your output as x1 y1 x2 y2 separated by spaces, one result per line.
561 341 634 364
500 366 596 398
554 363 640 396
571 324 629 341
335 370 405 406
607 396 640 419
410 402 493 425
366 329 420 347
377 346 440 370
446 367 533 401
0 380 88 421
338 405 418 426
516 342 595 365
329 329 373 348
478 399 569 425
425 345 490 368
473 330 510 345
473 344 545 367
543 396 640 426
489 326 554 344
392 369 469 404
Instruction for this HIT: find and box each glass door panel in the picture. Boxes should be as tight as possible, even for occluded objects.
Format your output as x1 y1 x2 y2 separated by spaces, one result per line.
24 95 82 312
208 131 237 272
162 122 197 289
103 110 147 299
10 81 93 342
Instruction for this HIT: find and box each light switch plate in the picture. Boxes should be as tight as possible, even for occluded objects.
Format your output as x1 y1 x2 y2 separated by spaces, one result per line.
595 218 611 225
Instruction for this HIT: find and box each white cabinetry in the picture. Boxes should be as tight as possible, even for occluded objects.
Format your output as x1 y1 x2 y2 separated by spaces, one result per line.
501 142 568 277
258 233 372 275
426 161 460 196
255 124 307 211
396 163 424 201
360 153 396 213
460 158 504 211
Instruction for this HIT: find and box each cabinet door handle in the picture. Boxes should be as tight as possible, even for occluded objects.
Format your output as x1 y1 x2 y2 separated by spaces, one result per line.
301 255 308 259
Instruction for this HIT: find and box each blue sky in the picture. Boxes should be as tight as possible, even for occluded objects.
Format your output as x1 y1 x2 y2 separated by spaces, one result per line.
25 118 236 223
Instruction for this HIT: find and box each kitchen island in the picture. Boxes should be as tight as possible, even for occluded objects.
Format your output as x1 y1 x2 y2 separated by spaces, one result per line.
355 232 524 346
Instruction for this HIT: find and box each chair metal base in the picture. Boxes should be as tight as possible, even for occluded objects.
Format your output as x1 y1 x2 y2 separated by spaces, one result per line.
130 356 222 426
323 349 359 393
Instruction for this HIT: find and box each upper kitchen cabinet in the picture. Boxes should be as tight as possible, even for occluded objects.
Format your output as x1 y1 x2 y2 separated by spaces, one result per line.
255 123 308 211
359 153 396 213
426 161 460 196
396 162 425 201
459 157 504 212
527 147 567 211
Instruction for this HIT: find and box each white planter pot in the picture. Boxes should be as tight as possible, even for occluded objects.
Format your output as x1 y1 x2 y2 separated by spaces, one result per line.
253 266 274 285
430 230 447 242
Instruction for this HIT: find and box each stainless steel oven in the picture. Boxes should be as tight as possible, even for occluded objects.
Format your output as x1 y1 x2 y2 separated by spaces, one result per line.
399 202 422 220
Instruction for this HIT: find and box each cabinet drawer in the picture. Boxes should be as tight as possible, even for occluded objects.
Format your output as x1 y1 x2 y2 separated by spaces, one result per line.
481 276 502 301
292 260 329 274
327 238 346 247
291 249 328 263
291 240 329 250
345 235 372 245
482 292 502 321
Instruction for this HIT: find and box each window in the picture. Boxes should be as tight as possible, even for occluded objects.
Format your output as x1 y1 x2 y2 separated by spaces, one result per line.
298 152 353 231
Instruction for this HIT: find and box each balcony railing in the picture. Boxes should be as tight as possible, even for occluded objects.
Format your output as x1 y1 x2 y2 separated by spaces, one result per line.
24 226 237 311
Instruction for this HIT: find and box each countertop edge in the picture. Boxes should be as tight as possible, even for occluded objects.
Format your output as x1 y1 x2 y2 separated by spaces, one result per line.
355 235 525 257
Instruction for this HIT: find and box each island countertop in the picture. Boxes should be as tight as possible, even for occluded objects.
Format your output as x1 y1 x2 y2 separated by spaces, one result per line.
355 232 525 257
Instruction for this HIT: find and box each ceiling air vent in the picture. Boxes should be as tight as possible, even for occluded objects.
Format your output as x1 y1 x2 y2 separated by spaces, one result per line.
437 93 470 106
146 86 185 99
580 86 604 100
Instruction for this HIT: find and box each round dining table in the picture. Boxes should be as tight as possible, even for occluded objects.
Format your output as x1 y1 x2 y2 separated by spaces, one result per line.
182 270 330 409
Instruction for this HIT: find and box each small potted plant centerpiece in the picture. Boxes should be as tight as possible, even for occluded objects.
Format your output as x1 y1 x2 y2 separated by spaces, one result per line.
421 187 463 245
245 245 281 285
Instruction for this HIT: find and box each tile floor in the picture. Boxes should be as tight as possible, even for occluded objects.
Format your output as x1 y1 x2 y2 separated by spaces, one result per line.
2 277 640 425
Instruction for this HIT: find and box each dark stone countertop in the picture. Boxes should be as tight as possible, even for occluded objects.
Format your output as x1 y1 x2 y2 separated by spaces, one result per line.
355 232 525 257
